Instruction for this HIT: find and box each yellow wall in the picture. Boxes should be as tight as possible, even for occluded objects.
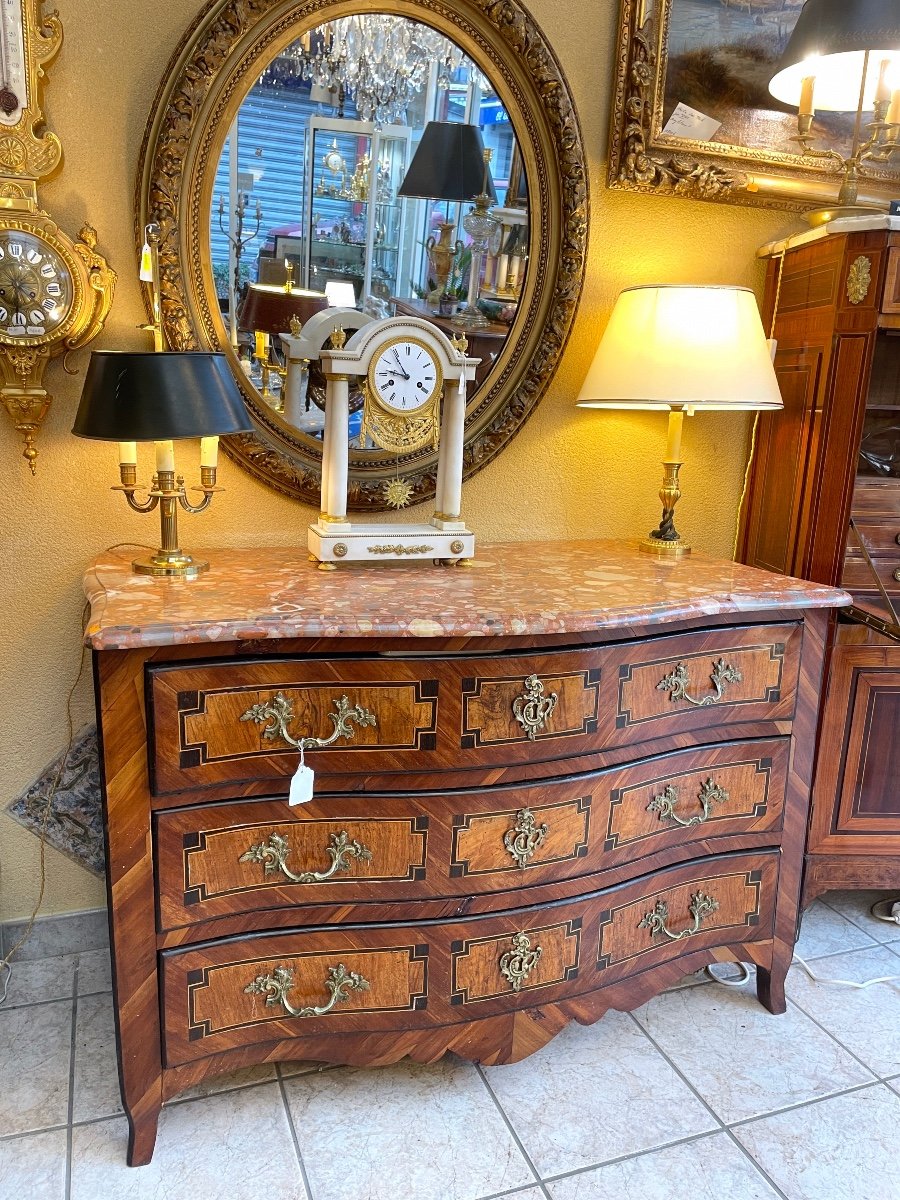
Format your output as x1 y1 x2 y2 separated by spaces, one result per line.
0 0 802 922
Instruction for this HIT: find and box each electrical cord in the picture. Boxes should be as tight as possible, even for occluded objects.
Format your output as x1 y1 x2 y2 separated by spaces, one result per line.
0 543 156 1007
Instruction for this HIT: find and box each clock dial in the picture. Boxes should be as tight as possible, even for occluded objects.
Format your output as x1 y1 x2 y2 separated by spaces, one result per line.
371 339 440 413
0 230 73 340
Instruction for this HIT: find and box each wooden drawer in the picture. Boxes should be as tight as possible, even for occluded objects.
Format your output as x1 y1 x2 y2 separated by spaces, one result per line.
154 738 790 930
146 624 800 795
841 557 900 595
161 850 777 1065
846 523 900 560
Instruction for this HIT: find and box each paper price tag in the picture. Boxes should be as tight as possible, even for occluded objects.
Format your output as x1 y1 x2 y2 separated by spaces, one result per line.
289 763 315 805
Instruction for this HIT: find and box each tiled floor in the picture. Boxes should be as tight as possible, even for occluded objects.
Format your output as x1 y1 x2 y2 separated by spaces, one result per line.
2 892 900 1200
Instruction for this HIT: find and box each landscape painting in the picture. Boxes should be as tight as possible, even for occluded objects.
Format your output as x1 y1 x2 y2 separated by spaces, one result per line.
662 0 857 156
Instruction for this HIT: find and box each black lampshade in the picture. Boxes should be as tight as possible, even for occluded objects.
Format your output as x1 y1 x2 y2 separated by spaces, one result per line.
72 351 253 441
770 0 900 112
398 122 497 203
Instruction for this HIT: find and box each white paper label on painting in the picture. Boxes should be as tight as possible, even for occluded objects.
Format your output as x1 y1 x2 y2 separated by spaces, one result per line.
663 102 722 142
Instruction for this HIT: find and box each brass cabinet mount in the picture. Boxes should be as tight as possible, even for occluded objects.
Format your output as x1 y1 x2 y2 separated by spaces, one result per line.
239 830 373 884
240 691 377 751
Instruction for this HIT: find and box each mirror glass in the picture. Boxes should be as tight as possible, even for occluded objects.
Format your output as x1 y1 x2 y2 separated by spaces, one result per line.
207 12 528 452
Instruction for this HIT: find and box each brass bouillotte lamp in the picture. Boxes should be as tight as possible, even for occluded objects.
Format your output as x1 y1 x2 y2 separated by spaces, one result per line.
72 351 252 577
576 285 783 556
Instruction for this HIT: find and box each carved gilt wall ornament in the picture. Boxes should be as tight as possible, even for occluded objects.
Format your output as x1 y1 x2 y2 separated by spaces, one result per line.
137 0 587 510
0 0 115 472
847 256 873 306
608 0 900 214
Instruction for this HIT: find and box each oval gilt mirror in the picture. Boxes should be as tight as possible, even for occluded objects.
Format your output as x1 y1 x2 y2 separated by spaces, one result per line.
138 0 586 510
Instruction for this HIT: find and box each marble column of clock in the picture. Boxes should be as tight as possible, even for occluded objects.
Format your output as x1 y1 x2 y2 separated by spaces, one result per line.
322 375 350 526
433 373 467 526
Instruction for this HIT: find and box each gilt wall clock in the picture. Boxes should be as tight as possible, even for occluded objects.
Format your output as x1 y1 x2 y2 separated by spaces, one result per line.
0 0 115 473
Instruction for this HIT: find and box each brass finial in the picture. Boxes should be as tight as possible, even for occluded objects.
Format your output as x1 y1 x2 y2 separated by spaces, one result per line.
283 260 295 293
331 326 347 349
452 332 469 355
289 313 303 337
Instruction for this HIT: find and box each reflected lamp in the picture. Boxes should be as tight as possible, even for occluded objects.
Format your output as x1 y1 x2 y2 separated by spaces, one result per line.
768 0 900 220
398 122 496 306
576 285 783 557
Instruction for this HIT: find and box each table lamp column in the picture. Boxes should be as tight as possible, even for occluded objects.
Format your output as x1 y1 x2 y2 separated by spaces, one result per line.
576 285 783 556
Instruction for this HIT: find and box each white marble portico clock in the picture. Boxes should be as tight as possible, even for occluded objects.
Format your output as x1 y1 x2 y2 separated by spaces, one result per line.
308 315 478 568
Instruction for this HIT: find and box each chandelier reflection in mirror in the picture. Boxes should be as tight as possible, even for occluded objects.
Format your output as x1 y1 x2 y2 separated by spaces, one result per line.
262 16 484 126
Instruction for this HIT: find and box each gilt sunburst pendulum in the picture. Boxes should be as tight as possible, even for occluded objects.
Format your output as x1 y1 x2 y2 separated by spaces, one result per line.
383 475 413 509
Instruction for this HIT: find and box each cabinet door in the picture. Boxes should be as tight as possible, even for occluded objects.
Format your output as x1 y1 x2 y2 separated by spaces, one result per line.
808 643 900 854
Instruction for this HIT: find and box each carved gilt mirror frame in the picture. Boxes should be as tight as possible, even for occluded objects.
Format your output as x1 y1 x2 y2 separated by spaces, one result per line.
609 0 900 213
137 0 587 509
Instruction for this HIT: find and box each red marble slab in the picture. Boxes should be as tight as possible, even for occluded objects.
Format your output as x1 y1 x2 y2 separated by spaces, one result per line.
83 539 851 650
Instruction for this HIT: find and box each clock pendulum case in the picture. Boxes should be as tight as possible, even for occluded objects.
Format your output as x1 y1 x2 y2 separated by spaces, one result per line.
308 315 478 567
0 0 115 472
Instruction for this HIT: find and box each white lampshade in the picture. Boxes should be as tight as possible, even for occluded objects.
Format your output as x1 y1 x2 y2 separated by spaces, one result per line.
575 285 783 412
770 50 900 113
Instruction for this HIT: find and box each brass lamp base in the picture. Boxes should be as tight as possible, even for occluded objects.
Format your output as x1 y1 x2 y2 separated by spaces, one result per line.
640 459 691 558
640 536 691 558
132 550 209 579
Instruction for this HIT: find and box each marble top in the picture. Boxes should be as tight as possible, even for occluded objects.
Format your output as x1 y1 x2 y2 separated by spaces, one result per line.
758 213 900 259
83 540 851 651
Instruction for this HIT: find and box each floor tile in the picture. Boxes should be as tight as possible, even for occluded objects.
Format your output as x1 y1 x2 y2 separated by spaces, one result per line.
887 1076 900 1096
70 1083 306 1199
546 1132 779 1199
171 1063 278 1102
794 899 878 960
283 1055 535 1200
500 1190 548 1200
278 1059 336 1079
634 976 872 1123
72 992 122 1123
0 999 72 1135
0 1127 67 1198
0 953 75 1009
785 946 900 1077
77 947 111 995
733 1085 900 1200
483 1011 715 1178
820 891 900 944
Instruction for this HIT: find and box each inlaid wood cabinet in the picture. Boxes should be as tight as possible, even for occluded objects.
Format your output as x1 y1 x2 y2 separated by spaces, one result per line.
89 552 838 1165
740 220 900 903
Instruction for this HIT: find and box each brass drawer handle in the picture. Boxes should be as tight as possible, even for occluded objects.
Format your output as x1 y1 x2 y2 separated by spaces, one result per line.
657 658 742 708
504 808 549 868
639 890 720 942
239 830 373 883
244 963 370 1018
499 931 543 991
647 778 729 829
240 690 377 750
513 674 558 740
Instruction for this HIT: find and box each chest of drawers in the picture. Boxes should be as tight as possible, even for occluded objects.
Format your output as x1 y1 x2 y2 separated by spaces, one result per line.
85 540 847 1164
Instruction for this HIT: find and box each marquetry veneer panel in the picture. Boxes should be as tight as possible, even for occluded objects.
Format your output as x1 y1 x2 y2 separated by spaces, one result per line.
153 738 789 930
161 850 777 1066
147 625 800 796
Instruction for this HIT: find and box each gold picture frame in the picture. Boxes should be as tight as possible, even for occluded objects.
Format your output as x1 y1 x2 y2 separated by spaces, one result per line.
608 0 900 213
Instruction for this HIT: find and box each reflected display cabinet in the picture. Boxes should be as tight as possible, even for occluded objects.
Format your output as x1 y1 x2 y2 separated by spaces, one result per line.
306 117 411 304
739 218 900 905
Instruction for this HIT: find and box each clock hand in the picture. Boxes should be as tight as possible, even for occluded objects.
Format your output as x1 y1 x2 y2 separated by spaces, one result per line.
390 349 410 379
